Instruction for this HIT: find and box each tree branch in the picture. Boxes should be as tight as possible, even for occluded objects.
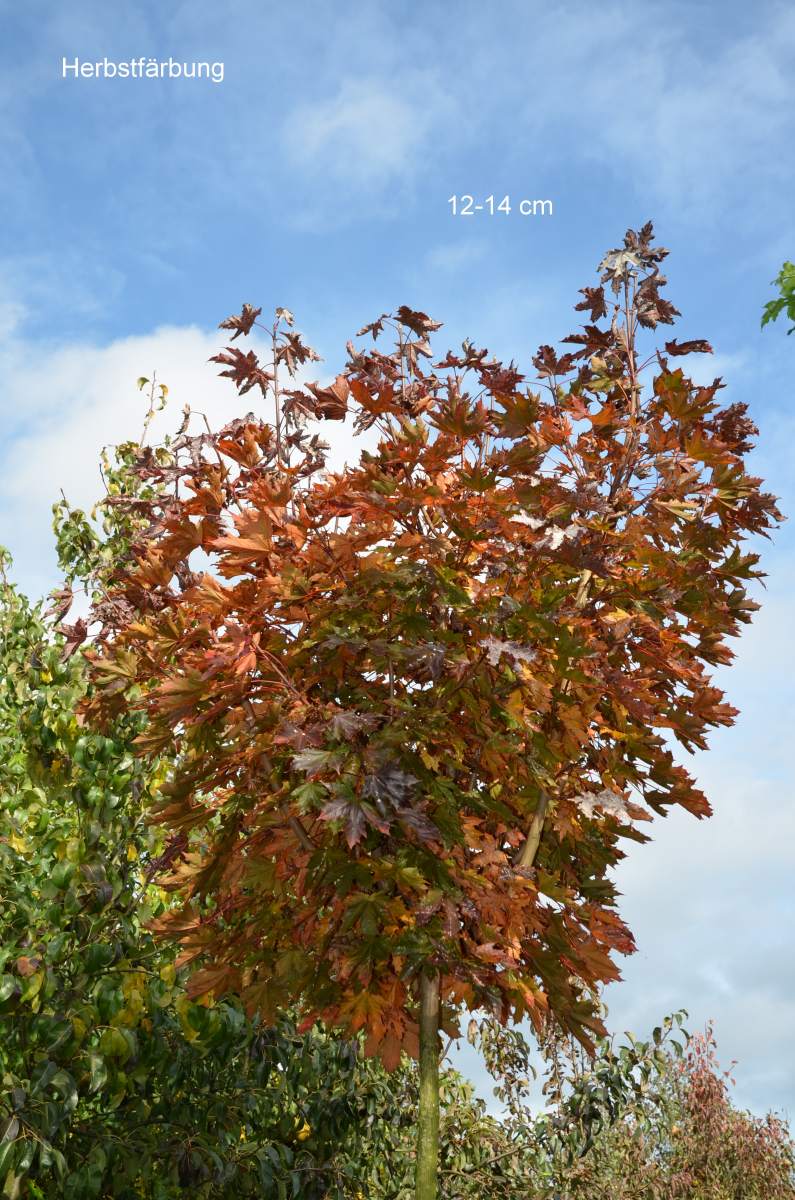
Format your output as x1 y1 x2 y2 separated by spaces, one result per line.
289 817 315 853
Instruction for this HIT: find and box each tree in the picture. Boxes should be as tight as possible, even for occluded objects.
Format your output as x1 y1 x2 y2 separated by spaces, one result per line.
0 546 393 1199
3 446 424 1199
338 1006 795 1198
548 1018 795 1199
761 261 795 334
83 224 781 1199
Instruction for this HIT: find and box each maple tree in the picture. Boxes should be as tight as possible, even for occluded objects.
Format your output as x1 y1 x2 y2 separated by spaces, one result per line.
82 224 781 1199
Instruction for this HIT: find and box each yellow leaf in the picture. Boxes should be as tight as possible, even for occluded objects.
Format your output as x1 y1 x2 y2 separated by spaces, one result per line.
159 963 176 986
174 993 200 1041
420 747 441 773
122 973 140 999
22 970 45 1003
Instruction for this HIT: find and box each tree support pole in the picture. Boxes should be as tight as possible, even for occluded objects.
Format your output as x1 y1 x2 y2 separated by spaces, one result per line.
514 571 593 873
514 790 548 871
416 971 441 1200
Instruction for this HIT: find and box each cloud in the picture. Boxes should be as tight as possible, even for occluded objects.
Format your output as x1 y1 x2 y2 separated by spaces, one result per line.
0 314 367 600
0 251 126 332
600 551 795 1117
426 239 488 273
455 399 795 1119
684 350 749 387
280 73 453 225
525 2 795 222
283 79 420 186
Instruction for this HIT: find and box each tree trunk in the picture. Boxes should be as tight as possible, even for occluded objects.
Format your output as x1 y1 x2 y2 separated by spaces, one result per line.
514 790 548 871
416 971 441 1200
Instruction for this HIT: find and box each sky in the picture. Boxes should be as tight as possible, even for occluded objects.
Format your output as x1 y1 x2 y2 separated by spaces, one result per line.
0 0 793 1120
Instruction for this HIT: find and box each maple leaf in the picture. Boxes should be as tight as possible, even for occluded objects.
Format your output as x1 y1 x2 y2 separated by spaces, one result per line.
58 618 89 660
379 1032 403 1072
321 796 390 847
300 374 350 420
636 274 681 327
395 305 443 336
356 312 389 339
292 748 340 777
574 285 608 322
482 637 536 668
218 303 262 340
328 709 379 739
276 331 322 375
572 788 638 822
403 641 447 682
533 345 577 378
210 347 273 396
395 804 442 846
45 584 74 625
663 338 714 357
362 764 418 805
338 989 388 1035
598 248 644 291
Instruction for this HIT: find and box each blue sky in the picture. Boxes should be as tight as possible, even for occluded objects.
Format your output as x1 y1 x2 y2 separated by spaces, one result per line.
1 0 794 1119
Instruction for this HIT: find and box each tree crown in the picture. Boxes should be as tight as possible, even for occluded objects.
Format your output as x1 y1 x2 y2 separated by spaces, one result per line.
82 224 781 1066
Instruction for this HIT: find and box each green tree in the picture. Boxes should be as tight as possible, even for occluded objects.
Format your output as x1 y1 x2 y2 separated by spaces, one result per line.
547 1019 795 1199
0 549 384 1198
761 261 795 334
341 1008 795 1197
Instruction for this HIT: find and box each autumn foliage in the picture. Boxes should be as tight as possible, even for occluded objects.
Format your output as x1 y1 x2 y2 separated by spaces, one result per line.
82 224 780 1075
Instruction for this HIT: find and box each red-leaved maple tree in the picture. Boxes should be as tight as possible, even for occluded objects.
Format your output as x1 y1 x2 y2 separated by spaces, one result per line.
82 225 780 1199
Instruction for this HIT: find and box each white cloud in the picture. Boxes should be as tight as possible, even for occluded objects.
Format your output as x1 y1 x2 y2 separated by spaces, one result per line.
0 251 126 328
280 73 453 225
454 540 795 1119
684 350 749 387
0 315 367 599
534 3 795 218
602 557 795 1116
283 78 421 186
426 240 488 273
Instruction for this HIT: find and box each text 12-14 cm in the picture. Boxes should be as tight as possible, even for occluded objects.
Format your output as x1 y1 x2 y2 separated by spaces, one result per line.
448 195 553 216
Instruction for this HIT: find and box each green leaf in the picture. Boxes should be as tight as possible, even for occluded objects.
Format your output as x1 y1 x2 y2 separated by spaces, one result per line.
50 1070 78 1113
88 1051 109 1099
98 1028 131 1064
0 977 17 1004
